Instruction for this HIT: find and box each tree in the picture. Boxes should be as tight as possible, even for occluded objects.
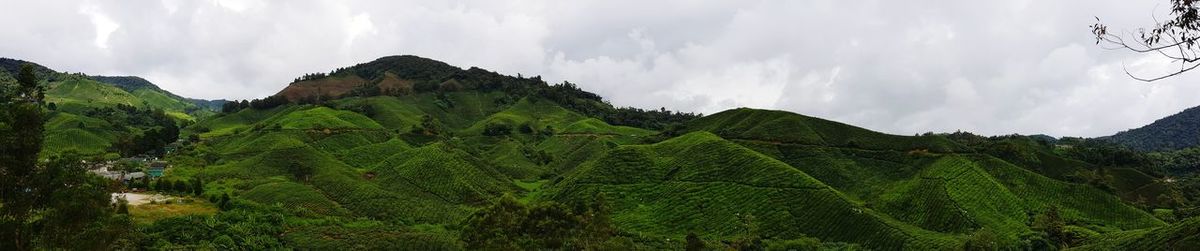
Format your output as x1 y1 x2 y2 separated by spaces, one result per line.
414 114 441 135
16 64 40 98
963 228 1003 251
1033 206 1067 248
1092 1 1200 81
685 232 707 251
730 213 763 250
287 160 314 182
0 64 48 250
174 180 189 194
482 122 513 136
217 194 233 211
28 154 134 250
462 194 526 250
520 202 581 248
192 178 204 196
578 193 614 245
116 197 130 215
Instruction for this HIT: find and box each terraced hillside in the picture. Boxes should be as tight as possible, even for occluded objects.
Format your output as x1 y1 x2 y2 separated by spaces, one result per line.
83 55 1199 250
684 108 968 152
543 132 962 249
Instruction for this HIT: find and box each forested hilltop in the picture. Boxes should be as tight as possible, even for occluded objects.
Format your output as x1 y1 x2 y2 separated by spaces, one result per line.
2 55 1198 250
1103 105 1200 152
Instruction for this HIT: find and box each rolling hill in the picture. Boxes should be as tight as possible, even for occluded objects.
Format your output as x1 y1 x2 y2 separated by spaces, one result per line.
0 58 222 156
26 55 1194 250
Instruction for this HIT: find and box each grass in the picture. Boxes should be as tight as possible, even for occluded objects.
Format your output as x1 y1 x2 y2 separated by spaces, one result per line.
128 199 219 225
513 179 547 203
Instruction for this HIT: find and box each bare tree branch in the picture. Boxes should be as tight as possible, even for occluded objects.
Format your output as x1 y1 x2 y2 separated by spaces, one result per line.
1093 1 1200 81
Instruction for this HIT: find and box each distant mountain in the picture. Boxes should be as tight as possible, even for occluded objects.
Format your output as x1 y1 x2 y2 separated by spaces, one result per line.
265 55 697 130
1103 106 1200 151
275 55 467 102
2 58 225 111
186 97 229 111
90 76 228 109
0 58 63 82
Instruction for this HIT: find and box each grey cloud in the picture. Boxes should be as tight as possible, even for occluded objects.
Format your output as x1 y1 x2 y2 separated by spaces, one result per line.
1 0 1197 137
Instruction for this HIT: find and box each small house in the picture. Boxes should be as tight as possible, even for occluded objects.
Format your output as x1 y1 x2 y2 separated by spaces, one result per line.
148 161 168 178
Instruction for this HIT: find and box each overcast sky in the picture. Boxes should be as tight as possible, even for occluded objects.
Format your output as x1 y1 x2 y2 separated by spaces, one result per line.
2 0 1198 137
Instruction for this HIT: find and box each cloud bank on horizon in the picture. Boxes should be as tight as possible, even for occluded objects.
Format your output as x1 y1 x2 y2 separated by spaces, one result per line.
0 0 1193 137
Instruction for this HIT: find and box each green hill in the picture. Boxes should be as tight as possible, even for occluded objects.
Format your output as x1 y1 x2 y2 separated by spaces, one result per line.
45 77 144 112
1073 217 1200 250
96 55 1191 250
543 132 962 249
0 58 222 158
42 112 121 156
261 106 383 130
684 108 968 152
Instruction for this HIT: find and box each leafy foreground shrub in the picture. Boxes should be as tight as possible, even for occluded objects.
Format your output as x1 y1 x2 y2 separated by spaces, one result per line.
461 194 635 250
139 202 286 250
283 223 462 250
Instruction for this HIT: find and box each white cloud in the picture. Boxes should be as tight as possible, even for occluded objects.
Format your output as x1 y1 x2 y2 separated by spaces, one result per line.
211 0 263 12
78 4 119 49
344 13 376 48
2 0 1198 138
